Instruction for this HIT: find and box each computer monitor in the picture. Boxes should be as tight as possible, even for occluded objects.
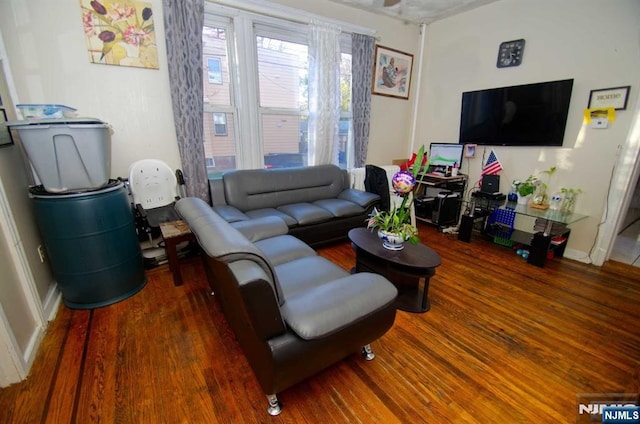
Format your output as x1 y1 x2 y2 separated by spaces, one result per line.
428 143 464 169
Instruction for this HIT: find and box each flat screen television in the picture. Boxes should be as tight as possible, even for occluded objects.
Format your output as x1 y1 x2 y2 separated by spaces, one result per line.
459 79 573 147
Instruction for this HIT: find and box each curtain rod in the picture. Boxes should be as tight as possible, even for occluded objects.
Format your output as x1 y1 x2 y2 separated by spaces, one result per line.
207 0 379 38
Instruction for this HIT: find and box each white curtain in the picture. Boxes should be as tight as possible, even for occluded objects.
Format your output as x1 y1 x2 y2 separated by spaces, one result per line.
308 22 341 166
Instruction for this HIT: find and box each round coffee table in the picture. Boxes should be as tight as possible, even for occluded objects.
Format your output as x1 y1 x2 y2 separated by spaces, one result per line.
348 228 441 313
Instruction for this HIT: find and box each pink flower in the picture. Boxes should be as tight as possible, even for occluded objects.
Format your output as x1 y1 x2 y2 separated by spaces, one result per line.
82 11 95 36
123 25 149 46
108 4 135 23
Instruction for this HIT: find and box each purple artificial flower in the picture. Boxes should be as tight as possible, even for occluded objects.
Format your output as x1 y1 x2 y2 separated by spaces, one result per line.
90 0 107 15
98 30 116 42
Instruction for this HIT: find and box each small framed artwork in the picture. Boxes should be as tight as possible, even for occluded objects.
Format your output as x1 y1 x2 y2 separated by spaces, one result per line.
588 86 631 110
0 109 14 148
464 144 477 158
372 45 413 100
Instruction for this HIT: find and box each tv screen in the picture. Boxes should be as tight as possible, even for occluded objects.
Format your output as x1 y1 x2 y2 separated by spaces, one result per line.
459 79 573 147
429 143 464 168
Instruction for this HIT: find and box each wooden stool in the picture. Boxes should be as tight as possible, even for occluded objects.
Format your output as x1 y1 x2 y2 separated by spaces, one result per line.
159 220 195 286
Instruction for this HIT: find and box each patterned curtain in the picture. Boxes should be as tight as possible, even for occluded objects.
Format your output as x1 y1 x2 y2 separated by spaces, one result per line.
308 21 342 166
351 33 375 168
163 0 209 202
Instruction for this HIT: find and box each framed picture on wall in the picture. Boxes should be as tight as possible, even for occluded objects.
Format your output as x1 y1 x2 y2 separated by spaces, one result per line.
371 45 413 100
588 86 631 110
464 144 477 158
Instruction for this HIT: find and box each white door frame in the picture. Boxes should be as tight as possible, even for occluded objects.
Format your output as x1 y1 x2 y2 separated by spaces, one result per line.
592 93 640 265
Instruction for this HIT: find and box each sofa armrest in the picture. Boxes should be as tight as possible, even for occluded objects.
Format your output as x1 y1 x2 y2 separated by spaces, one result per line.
280 272 397 340
338 188 380 210
231 217 289 242
212 204 250 223
230 260 287 341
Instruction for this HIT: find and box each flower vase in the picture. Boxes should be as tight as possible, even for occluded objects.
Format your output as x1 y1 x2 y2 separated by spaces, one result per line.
560 191 577 215
377 230 405 251
531 187 549 210
516 194 531 206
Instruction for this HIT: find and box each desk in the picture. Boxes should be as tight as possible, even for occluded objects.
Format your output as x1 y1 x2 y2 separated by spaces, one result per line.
414 173 467 227
159 220 195 286
348 228 441 313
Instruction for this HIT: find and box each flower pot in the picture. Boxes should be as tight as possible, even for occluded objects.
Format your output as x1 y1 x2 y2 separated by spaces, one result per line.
377 230 405 251
516 194 531 206
560 191 577 215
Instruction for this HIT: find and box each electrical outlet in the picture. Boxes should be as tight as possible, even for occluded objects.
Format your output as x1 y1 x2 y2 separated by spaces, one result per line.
37 245 46 263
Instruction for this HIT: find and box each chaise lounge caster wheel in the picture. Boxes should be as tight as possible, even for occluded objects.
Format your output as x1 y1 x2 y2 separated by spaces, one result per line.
361 344 375 361
266 394 282 416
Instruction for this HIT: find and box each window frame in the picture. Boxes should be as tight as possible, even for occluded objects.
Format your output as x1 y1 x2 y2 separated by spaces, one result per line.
203 3 361 170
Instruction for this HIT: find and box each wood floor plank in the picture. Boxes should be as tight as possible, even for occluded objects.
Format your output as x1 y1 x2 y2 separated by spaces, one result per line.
1 223 638 423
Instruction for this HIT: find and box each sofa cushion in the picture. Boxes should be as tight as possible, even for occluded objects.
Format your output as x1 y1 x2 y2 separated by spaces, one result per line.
246 208 298 227
313 198 364 218
338 188 380 210
212 205 250 223
275 256 347 299
255 235 316 266
277 203 333 225
231 216 289 242
280 272 397 340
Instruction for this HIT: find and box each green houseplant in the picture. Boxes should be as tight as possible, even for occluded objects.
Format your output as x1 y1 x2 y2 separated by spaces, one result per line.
560 187 582 214
367 145 426 248
531 166 557 208
514 175 540 197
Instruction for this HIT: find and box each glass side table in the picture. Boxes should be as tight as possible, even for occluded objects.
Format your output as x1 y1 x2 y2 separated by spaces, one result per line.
500 202 588 267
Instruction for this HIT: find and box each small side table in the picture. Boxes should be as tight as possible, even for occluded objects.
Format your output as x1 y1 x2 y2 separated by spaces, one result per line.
159 220 195 286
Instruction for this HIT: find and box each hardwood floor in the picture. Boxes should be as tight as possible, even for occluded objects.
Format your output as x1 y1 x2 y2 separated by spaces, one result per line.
1 224 639 423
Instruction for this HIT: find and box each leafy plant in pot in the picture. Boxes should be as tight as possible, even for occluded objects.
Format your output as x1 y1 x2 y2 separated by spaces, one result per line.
367 145 426 250
513 175 540 205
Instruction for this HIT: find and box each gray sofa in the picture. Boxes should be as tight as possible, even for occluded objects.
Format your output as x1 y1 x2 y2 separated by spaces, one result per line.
208 164 380 246
175 197 397 416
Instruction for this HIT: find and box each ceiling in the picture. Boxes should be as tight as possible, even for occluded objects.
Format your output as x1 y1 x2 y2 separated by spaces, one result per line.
327 0 500 24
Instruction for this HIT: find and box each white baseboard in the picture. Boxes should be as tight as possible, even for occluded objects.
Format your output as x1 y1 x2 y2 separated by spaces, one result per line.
42 283 61 322
563 248 593 265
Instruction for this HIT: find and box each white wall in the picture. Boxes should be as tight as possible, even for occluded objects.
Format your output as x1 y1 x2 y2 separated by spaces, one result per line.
416 0 640 257
0 0 181 178
0 0 420 177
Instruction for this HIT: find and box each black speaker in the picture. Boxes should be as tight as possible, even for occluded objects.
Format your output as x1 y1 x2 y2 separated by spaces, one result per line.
481 175 500 193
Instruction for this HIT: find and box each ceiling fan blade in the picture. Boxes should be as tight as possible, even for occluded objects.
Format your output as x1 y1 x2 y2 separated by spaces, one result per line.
383 0 401 6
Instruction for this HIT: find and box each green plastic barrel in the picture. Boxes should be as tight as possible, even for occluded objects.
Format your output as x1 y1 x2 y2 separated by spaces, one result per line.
30 182 146 309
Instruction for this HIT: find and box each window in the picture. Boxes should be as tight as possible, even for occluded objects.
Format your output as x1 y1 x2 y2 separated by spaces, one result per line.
212 112 227 136
207 57 223 84
257 35 308 168
203 24 236 178
203 4 355 173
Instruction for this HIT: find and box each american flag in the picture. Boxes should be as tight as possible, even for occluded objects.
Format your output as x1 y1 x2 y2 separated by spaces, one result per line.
481 149 503 175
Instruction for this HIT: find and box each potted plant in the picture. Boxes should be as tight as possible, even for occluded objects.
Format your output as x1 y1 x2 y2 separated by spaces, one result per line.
513 175 540 205
531 166 557 209
560 187 582 215
367 145 426 250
